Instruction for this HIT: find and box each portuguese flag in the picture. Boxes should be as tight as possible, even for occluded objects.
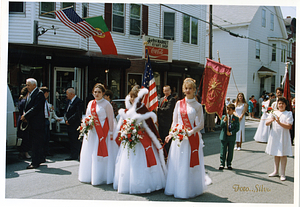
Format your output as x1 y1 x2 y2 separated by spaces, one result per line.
85 16 117 55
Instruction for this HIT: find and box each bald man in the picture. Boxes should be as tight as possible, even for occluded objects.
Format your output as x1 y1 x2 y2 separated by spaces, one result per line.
64 88 83 160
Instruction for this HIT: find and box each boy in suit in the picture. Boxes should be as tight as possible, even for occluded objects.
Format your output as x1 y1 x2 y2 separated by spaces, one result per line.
219 104 240 170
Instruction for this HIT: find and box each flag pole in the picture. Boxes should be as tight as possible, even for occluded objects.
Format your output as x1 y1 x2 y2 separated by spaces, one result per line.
218 50 229 133
40 5 74 16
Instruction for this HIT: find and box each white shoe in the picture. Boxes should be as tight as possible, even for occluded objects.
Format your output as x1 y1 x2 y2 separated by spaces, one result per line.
268 172 279 177
280 175 286 181
234 147 237 150
237 147 241 151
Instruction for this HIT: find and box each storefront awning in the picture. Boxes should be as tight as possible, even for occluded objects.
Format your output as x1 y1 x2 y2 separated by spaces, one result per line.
257 66 276 78
8 46 131 70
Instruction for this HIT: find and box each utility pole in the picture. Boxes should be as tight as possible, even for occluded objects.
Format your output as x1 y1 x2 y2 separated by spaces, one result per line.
209 5 213 59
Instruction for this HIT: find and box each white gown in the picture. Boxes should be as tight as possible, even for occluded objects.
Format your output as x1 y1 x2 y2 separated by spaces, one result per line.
78 99 118 185
265 110 293 156
113 141 166 194
253 100 270 143
235 103 245 142
165 98 211 199
113 92 166 194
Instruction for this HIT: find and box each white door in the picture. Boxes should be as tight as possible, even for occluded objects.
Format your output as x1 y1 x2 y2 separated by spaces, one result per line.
53 67 81 117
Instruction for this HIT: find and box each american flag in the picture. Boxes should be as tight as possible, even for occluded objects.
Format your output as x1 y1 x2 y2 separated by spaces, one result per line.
55 8 100 39
142 49 158 111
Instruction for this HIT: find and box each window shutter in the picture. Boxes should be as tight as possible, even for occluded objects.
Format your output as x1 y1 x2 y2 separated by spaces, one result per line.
142 5 148 35
105 3 112 31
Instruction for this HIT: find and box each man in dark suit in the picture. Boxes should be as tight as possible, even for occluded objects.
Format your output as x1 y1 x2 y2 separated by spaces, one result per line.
64 88 83 160
157 85 176 155
219 104 240 170
21 78 45 169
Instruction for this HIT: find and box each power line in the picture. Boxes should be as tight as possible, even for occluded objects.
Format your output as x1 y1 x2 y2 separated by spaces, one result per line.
160 4 295 55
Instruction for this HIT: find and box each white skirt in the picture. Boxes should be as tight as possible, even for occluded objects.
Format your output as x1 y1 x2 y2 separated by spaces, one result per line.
113 141 166 194
78 129 119 185
164 135 211 199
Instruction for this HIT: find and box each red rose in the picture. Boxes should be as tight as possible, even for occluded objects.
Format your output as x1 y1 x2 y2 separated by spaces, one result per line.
138 131 143 135
123 120 127 124
232 118 235 121
131 127 134 130
129 139 132 142
80 126 83 130
262 105 265 108
179 129 182 133
127 134 132 139
178 134 183 141
267 107 273 111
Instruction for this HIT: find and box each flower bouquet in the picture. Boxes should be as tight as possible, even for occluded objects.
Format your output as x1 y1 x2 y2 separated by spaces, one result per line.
266 107 277 119
77 115 95 140
169 124 189 147
118 118 143 155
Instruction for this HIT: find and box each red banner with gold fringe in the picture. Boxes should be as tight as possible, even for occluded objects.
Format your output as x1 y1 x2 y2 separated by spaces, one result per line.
201 59 231 118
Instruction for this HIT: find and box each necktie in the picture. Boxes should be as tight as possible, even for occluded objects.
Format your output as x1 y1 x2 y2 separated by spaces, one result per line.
67 101 72 111
229 115 232 130
46 101 50 117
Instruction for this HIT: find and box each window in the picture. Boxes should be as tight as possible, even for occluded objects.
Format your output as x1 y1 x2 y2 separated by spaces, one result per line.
191 17 198 45
61 2 75 10
130 4 141 35
262 9 266 27
183 15 190 43
82 3 88 18
256 40 260 59
9 2 24 13
281 45 286 62
288 41 292 58
40 2 55 18
272 44 276 61
270 13 274 30
164 12 175 40
183 15 198 45
271 75 275 92
113 3 125 33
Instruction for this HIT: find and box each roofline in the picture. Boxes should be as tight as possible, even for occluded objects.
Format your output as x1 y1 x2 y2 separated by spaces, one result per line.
209 23 249 31
267 37 289 44
275 6 288 39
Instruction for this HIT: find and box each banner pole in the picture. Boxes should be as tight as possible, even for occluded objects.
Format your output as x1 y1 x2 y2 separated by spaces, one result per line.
218 51 229 132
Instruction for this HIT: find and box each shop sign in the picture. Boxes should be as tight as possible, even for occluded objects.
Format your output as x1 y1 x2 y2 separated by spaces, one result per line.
142 35 173 62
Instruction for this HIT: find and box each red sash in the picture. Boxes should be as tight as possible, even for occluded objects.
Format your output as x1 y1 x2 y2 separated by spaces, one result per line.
180 98 200 168
139 132 157 167
91 100 109 157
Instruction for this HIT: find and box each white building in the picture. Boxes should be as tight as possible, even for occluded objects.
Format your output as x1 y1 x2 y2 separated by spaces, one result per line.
207 5 288 102
8 2 207 114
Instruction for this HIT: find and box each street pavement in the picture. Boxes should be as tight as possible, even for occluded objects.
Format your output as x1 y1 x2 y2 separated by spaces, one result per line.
3 118 297 207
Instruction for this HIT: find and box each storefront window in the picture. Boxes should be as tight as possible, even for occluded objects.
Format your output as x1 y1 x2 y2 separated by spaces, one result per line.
108 69 121 99
154 72 161 98
8 64 44 108
127 73 142 94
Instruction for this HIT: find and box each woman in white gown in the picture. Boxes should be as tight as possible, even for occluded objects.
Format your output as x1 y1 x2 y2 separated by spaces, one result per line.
265 97 293 181
78 83 118 185
234 93 248 150
253 97 270 143
113 87 167 194
164 78 211 199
